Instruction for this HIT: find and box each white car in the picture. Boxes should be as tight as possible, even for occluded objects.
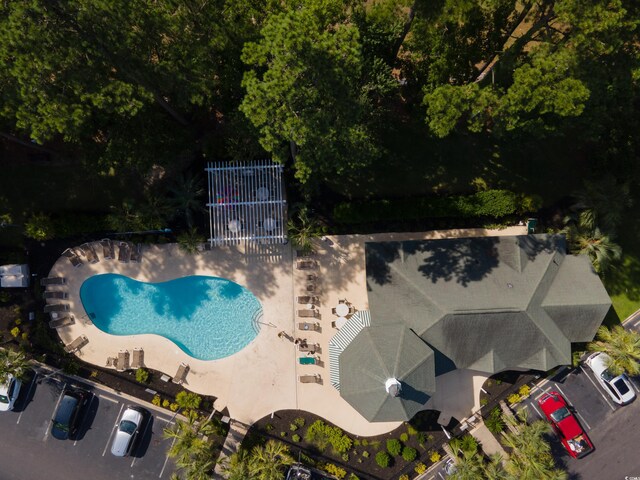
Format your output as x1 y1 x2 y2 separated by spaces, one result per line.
585 352 636 405
111 406 146 456
0 374 22 411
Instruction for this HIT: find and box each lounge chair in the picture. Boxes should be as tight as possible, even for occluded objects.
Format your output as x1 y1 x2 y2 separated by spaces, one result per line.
298 343 320 354
40 277 66 286
44 291 68 300
116 350 130 372
44 303 70 313
118 242 130 263
296 260 318 270
296 296 319 305
130 243 142 263
64 335 89 353
49 315 75 329
298 309 319 318
306 274 317 282
81 243 99 264
306 284 317 293
173 363 190 384
62 248 83 268
131 348 144 369
299 356 318 365
106 357 116 368
298 322 320 332
100 239 115 260
299 374 322 384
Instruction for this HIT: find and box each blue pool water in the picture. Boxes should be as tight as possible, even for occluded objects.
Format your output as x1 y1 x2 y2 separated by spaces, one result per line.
79 274 262 361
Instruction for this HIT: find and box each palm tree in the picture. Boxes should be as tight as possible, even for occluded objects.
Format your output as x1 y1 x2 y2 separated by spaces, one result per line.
448 435 485 480
0 348 30 383
168 173 204 229
163 411 215 470
220 449 251 480
573 176 632 233
572 227 622 274
588 325 640 376
287 206 326 255
248 440 294 480
177 228 205 254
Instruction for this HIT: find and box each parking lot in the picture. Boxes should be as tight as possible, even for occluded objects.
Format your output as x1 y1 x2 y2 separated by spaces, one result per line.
519 364 640 480
0 368 176 480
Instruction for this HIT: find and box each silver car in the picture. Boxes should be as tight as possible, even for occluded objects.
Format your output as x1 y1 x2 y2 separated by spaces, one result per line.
585 352 636 405
111 406 146 456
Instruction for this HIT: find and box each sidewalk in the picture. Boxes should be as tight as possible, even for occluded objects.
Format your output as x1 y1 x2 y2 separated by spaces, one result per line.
214 420 249 478
469 422 505 456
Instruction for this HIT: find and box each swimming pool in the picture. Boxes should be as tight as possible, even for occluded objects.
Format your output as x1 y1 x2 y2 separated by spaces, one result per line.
79 274 262 361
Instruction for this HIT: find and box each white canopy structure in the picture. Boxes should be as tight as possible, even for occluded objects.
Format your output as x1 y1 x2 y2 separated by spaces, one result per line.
206 160 287 247
0 264 30 287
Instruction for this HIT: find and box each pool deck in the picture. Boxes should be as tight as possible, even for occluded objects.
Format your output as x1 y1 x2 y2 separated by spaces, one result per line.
47 226 526 437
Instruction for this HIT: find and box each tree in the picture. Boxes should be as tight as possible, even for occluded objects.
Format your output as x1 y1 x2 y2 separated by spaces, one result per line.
163 411 216 476
448 435 485 480
247 440 293 480
287 206 326 255
240 0 380 184
570 227 622 274
168 173 205 229
177 228 205 255
0 348 30 383
588 326 640 376
220 449 251 480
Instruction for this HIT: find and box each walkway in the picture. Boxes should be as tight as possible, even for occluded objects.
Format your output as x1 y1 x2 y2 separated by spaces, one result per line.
214 420 250 478
470 422 506 456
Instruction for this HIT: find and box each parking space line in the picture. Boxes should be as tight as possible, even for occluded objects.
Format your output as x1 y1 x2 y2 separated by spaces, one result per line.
529 401 543 419
159 437 176 478
579 366 616 411
555 385 592 430
534 385 552 401
575 410 591 430
132 414 155 467
102 403 124 456
43 383 66 441
97 393 119 404
17 373 39 424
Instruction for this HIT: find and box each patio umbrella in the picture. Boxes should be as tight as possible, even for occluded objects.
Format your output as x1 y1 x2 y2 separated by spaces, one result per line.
339 324 436 422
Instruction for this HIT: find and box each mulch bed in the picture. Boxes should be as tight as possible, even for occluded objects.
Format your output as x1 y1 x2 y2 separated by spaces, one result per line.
244 409 452 480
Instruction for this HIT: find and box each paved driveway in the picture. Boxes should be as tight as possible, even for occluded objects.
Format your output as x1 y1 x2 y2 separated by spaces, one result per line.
0 369 176 480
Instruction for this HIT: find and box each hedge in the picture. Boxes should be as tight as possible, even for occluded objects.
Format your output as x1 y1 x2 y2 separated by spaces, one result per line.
333 190 542 224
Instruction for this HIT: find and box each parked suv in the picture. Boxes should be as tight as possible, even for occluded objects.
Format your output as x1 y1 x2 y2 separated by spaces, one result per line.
584 352 636 405
0 374 22 412
111 406 146 457
51 388 92 440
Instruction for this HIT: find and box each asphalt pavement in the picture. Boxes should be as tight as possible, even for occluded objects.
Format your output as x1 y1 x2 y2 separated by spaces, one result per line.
0 369 177 480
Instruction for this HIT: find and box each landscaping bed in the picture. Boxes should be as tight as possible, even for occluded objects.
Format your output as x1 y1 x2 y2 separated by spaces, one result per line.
244 409 452 480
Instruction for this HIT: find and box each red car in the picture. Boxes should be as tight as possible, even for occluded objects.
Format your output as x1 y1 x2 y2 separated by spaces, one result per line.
538 391 594 458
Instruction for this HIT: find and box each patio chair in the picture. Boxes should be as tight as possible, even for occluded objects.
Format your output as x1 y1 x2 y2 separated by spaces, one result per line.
43 291 68 300
348 306 356 315
100 239 115 260
173 363 190 384
298 374 322 384
48 315 75 329
80 243 99 263
297 309 319 318
131 348 144 369
118 242 130 263
296 260 318 270
298 343 320 354
130 243 142 263
299 356 318 365
331 307 337 315
62 248 83 268
306 274 317 282
106 357 116 368
306 284 317 293
296 296 319 305
64 335 89 354
40 277 66 286
116 350 130 372
298 322 320 332
44 303 70 313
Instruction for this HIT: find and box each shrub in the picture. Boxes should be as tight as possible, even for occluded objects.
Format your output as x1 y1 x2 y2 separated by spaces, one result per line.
361 439 368 446
407 425 418 436
485 408 505 434
507 393 521 405
415 462 427 474
265 423 274 431
400 432 409 443
305 420 353 453
341 453 349 462
169 403 179 412
292 434 301 442
402 446 417 462
348 475 360 480
333 189 522 224
175 390 202 410
290 423 299 431
162 399 171 408
152 395 162 406
429 450 441 463
25 213 55 240
21 332 28 341
10 327 20 338
294 417 306 428
400 475 410 480
519 384 531 397
480 397 488 406
323 464 346 479
386 439 402 456
280 432 287 437
375 451 391 468
362 451 369 458
135 368 150 384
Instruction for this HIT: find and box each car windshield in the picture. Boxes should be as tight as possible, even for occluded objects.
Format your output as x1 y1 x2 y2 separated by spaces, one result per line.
601 369 615 382
119 419 137 435
0 394 8 404
53 421 70 432
614 378 630 395
550 406 570 423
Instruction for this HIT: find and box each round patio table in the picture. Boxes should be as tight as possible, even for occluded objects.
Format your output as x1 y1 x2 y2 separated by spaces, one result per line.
228 219 241 233
335 303 349 317
335 316 348 329
264 217 276 231
256 187 270 201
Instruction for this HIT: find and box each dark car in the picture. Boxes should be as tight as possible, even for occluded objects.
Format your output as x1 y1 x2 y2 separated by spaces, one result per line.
51 388 91 440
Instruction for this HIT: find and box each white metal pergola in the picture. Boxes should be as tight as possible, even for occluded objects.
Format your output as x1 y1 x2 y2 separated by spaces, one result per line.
206 160 287 247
